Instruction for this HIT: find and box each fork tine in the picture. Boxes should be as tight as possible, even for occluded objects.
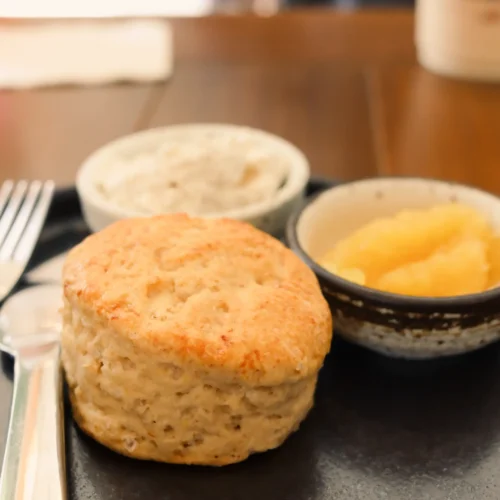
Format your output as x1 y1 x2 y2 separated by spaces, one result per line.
0 181 28 248
0 181 42 261
0 180 14 216
13 181 55 264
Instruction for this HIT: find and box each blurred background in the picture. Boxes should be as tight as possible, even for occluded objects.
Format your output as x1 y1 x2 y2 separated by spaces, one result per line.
1 0 499 193
2 0 415 18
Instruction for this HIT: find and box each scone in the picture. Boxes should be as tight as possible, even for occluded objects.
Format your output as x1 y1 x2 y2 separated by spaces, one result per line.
61 214 332 466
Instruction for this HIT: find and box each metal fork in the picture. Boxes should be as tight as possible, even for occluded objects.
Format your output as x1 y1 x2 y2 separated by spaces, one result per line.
0 180 55 302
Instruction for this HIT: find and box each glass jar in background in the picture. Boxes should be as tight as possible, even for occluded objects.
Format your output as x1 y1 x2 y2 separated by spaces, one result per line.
416 0 500 82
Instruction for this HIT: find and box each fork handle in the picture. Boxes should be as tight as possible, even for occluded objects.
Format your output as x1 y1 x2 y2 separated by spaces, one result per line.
0 345 66 500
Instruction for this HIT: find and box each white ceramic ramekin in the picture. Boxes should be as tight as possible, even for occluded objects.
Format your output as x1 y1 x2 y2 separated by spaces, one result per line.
76 124 310 235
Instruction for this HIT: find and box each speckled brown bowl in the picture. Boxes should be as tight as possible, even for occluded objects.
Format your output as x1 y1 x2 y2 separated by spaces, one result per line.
286 177 500 359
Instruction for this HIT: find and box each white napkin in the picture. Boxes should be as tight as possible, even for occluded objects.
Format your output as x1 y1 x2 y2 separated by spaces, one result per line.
0 19 173 88
0 0 212 17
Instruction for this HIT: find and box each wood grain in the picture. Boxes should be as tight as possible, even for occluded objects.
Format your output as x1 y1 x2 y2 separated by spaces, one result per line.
149 62 376 179
0 84 156 186
170 9 415 63
368 64 500 193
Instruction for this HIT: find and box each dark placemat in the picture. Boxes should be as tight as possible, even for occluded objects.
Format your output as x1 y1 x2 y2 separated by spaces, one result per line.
2 178 500 500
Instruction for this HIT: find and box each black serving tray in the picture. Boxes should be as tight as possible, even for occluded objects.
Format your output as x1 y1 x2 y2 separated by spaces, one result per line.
2 177 500 500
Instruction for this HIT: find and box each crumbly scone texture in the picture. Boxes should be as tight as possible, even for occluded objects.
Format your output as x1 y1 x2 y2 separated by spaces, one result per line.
62 214 332 465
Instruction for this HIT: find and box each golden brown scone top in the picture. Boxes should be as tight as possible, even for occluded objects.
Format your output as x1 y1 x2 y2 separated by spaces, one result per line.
63 214 332 385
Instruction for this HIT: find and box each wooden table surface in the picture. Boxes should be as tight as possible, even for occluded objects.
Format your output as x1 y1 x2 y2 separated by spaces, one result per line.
1 8 500 192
